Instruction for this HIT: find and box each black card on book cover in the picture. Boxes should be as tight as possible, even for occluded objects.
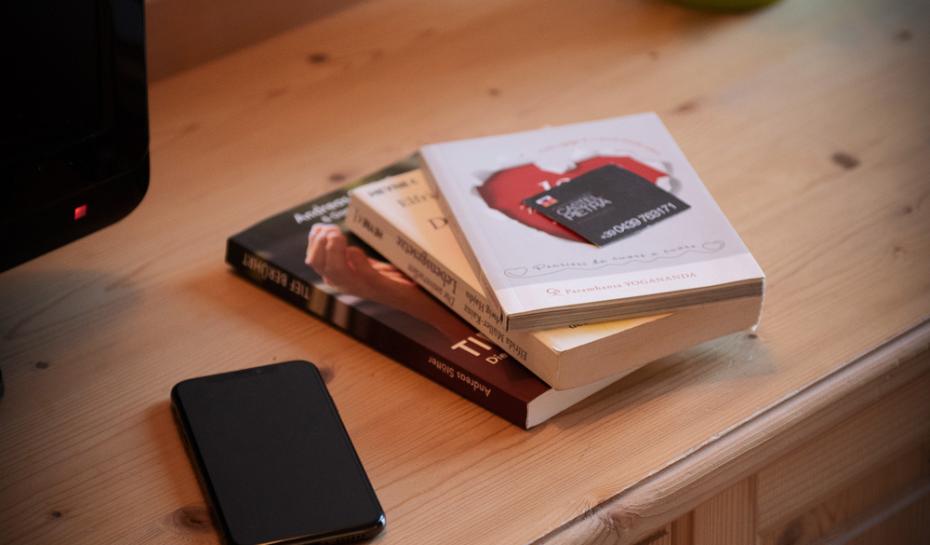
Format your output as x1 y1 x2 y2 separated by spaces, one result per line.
524 165 690 246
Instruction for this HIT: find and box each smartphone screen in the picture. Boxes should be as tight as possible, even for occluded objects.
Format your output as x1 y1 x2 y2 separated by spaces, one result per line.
171 361 385 545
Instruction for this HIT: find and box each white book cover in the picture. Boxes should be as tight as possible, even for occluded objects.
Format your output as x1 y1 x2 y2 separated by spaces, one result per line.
420 113 765 330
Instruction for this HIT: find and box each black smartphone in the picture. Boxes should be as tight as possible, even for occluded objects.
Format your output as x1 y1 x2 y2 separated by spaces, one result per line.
171 361 385 545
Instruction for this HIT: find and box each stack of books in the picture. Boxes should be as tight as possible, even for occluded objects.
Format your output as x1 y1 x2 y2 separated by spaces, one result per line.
227 113 764 428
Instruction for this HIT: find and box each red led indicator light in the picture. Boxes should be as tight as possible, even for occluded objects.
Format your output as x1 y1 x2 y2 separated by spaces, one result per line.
74 204 88 220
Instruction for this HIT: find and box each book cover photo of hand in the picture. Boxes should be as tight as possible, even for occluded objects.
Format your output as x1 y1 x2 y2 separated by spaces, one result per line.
305 223 472 343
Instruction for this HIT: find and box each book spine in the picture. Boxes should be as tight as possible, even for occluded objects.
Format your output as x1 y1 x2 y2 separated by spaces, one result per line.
346 196 544 371
224 238 531 428
418 156 506 323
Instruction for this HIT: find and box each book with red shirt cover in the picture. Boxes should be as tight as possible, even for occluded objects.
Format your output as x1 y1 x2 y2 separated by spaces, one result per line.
478 155 668 243
420 113 765 331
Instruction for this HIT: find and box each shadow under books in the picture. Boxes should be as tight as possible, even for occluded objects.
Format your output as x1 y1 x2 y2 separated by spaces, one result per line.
182 267 774 431
549 329 776 430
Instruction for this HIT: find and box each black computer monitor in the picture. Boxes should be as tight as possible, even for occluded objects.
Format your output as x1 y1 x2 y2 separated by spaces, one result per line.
1 0 149 271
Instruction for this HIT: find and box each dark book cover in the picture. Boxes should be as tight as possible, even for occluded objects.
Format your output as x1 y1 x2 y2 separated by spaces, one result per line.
225 157 563 428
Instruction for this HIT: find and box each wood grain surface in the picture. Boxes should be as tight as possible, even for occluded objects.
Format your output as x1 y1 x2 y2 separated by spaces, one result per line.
145 0 363 80
1 0 928 544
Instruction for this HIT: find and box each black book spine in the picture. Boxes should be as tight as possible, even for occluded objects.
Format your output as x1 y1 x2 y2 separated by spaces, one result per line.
225 238 529 428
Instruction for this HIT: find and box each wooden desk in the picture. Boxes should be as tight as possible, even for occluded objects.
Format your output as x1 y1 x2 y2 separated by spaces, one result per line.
2 0 928 543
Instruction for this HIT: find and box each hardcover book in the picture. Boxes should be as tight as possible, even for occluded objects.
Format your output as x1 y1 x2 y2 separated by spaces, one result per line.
419 113 765 331
347 171 763 390
225 158 620 428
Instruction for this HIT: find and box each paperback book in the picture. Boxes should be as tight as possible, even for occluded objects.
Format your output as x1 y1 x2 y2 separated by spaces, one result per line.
419 113 765 331
347 170 763 390
225 158 619 428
